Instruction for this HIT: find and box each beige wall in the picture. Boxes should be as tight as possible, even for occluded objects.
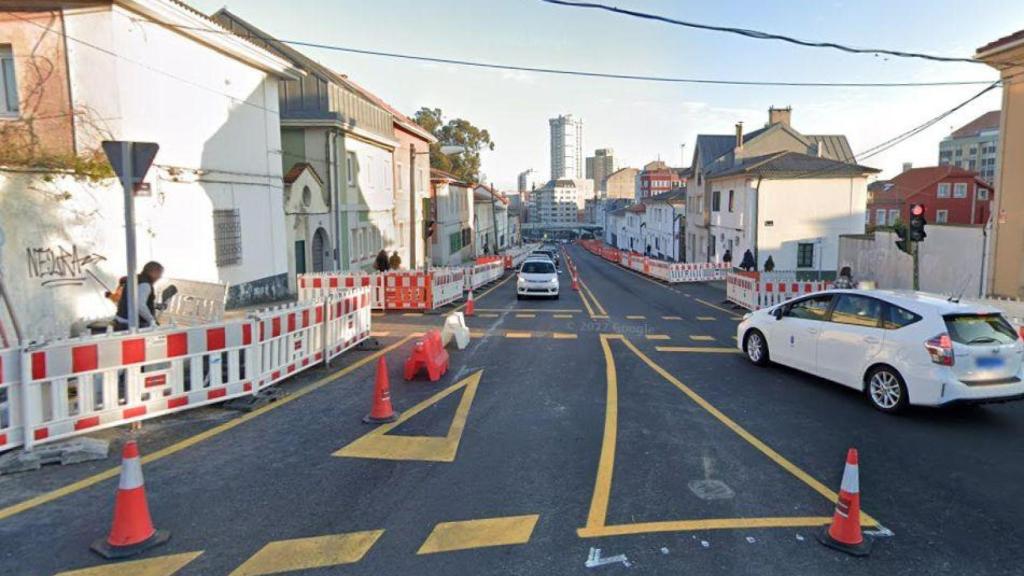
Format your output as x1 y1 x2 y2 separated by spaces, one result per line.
980 41 1024 297
605 168 638 199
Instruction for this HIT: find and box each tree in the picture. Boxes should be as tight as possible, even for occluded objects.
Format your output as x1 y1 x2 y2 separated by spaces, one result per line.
413 107 494 183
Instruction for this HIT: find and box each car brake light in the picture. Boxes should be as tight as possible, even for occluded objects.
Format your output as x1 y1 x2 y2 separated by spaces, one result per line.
925 333 954 366
1018 325 1024 341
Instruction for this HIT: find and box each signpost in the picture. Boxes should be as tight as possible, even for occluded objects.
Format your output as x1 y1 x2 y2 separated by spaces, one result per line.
102 141 159 330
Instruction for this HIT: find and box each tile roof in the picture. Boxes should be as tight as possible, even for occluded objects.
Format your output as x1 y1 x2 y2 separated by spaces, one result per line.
977 29 1024 55
695 124 856 173
645 188 687 204
871 165 991 202
710 151 879 179
283 162 322 185
950 110 1001 138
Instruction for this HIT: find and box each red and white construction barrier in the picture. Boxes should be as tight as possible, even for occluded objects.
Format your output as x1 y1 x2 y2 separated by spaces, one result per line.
0 347 23 452
384 271 431 310
727 271 833 310
464 260 504 292
324 287 372 363
432 268 465 310
252 301 324 391
579 240 730 284
297 273 385 310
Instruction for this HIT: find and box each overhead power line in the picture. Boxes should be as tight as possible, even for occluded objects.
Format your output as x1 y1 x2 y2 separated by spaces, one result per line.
540 0 983 65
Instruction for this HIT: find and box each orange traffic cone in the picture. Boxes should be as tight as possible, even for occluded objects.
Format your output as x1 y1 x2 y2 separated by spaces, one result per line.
91 441 170 559
364 356 399 424
572 274 579 291
465 288 475 316
817 448 871 556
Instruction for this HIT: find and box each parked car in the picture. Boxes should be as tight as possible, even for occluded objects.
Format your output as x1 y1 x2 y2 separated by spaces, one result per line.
517 258 560 300
737 289 1024 413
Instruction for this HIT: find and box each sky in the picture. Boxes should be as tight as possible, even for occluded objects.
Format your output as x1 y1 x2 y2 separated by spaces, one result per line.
191 0 1023 189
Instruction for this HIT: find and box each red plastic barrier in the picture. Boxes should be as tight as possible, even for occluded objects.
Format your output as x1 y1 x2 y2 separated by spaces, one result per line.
403 329 450 382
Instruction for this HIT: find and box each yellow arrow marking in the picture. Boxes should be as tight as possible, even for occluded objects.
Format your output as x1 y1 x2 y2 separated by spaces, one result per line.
334 371 483 462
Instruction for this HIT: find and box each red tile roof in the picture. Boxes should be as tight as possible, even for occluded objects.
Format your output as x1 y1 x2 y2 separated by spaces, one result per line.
283 162 321 185
871 166 989 201
951 110 1000 138
977 29 1024 55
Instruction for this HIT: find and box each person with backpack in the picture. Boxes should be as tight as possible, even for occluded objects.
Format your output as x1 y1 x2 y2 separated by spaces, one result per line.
115 261 164 330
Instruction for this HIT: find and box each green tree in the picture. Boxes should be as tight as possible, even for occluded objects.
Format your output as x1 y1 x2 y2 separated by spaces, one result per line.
413 107 494 183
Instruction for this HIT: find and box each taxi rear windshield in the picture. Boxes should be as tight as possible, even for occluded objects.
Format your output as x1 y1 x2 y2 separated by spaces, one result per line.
944 314 1019 345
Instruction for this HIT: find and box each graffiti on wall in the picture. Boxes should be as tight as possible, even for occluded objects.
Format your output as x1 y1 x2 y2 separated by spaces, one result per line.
26 244 107 288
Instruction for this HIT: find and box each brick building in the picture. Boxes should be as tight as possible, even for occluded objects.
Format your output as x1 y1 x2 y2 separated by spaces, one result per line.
867 166 994 227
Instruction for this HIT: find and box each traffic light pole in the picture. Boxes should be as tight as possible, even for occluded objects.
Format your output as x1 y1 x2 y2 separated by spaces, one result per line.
912 239 920 291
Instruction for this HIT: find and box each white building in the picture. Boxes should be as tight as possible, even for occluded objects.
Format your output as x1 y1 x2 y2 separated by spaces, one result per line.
0 1 300 338
534 178 593 225
430 169 474 266
643 189 686 261
549 114 583 180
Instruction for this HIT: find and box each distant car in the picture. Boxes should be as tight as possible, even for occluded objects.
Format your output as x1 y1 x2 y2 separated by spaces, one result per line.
531 248 560 269
517 258 559 300
737 289 1024 413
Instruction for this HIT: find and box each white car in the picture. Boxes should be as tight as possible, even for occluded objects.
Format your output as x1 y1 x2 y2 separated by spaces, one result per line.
517 258 560 299
737 289 1024 413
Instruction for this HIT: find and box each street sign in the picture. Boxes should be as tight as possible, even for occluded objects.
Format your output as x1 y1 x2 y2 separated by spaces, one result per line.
102 141 159 187
101 141 160 330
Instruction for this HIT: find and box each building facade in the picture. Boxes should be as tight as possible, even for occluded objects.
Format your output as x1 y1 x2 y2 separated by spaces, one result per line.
643 189 686 261
638 160 686 200
977 30 1024 297
604 167 639 200
867 166 994 227
430 169 474 266
0 2 299 338
549 114 583 180
585 148 617 194
939 111 1000 184
534 179 592 225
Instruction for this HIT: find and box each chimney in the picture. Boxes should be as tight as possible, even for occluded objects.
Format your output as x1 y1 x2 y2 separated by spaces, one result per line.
902 162 913 172
768 106 792 127
735 122 744 149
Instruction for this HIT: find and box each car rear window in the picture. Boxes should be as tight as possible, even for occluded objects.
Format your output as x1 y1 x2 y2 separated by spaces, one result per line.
522 261 555 274
944 314 1019 345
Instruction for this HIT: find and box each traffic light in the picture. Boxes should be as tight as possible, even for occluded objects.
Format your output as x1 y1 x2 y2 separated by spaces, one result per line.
895 224 910 254
909 203 927 242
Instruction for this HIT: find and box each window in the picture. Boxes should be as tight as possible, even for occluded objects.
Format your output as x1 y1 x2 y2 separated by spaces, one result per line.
937 183 951 198
969 147 977 155
883 305 921 330
968 159 976 170
953 183 967 198
449 231 461 253
955 149 963 157
944 314 1019 345
888 209 899 224
213 209 242 266
711 190 721 212
728 190 735 212
875 209 886 226
830 295 883 328
0 45 17 115
936 209 949 224
978 188 990 200
783 295 833 321
346 152 356 185
796 242 814 268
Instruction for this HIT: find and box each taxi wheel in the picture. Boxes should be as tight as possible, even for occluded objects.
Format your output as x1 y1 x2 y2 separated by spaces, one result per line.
866 365 909 414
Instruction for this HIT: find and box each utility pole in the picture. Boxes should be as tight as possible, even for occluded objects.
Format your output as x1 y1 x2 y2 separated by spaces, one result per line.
409 143 417 269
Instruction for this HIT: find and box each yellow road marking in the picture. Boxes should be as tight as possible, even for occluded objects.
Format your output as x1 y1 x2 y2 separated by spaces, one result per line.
689 335 716 342
553 313 574 319
56 552 203 576
578 517 837 537
0 335 418 522
370 331 390 337
696 316 716 321
662 315 682 320
402 312 424 317
656 346 740 354
578 279 608 316
696 297 742 317
229 531 384 576
455 273 516 311
613 336 879 527
334 371 482 462
505 332 532 339
417 514 539 555
469 331 487 338
584 335 620 530
645 334 670 340
625 315 646 320
552 332 578 339
515 313 536 318
576 280 598 319
478 313 499 318
476 308 583 313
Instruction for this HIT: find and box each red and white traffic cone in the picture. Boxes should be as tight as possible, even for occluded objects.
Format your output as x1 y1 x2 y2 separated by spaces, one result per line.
817 448 871 556
465 288 475 317
364 356 399 424
91 441 170 559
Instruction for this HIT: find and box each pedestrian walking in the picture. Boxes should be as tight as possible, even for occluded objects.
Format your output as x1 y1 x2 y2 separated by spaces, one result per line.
763 255 776 272
723 249 733 266
739 249 755 271
114 261 164 330
374 249 390 272
834 266 854 289
388 251 402 270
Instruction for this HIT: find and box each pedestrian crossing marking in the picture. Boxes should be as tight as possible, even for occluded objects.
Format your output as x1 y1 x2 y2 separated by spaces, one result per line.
645 334 671 340
229 531 383 576
625 315 646 320
505 332 532 338
56 552 203 576
515 313 536 318
662 316 682 320
656 347 740 354
418 515 539 555
553 313 574 319
689 335 716 342
334 371 483 462
552 332 578 339
697 316 716 321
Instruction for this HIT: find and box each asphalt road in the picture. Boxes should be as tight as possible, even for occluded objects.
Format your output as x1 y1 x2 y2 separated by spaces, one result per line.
2 244 1023 575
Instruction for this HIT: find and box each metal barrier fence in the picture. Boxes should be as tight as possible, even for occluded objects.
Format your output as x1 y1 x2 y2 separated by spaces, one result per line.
579 240 730 285
2 287 372 453
465 261 504 291
297 273 385 310
727 271 833 310
432 268 465 309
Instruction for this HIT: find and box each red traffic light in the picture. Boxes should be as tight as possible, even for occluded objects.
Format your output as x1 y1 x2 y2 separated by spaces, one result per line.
910 204 925 217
